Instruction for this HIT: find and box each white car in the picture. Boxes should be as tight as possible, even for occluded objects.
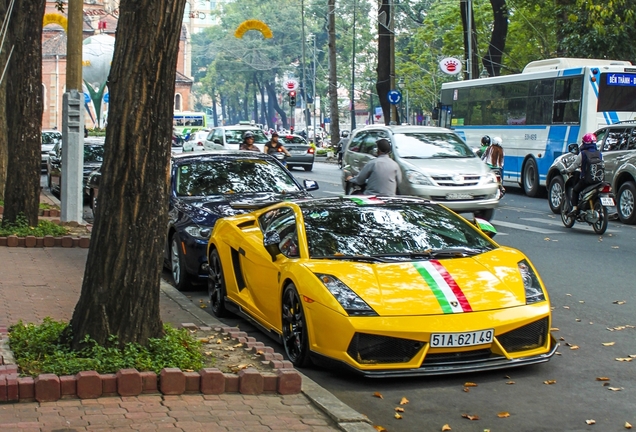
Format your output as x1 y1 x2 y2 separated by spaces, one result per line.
182 130 211 152
204 125 269 152
41 130 62 171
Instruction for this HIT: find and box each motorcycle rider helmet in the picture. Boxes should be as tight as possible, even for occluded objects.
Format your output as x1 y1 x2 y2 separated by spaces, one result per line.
491 136 503 147
243 131 254 139
581 132 597 145
481 135 491 146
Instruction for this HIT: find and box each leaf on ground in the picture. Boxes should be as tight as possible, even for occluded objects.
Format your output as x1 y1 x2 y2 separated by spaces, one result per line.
608 387 623 391
198 338 209 343
216 339 222 344
629 354 636 358
506 381 515 385
497 412 510 418
233 343 243 348
373 426 387 432
612 246 620 249
464 382 478 387
373 392 383 399
602 342 616 346
570 345 580 350
463 387 470 392
586 419 596 425
441 425 452 431
544 237 550 241
579 300 585 304
395 407 405 412
576 319 581 322
461 414 480 421
543 380 557 385
400 397 409 405
625 422 633 429
550 328 559 331
596 377 611 381
563 306 570 309
616 357 634 362
613 300 626 305
560 337 566 341
394 413 402 419
199 304 206 308
556 352 562 356
566 293 572 296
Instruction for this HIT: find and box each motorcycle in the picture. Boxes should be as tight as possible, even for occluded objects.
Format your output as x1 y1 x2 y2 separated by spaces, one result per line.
271 148 288 167
560 171 614 234
490 167 506 199
343 168 365 195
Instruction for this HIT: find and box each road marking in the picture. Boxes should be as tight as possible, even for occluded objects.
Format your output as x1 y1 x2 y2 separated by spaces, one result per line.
521 217 620 233
498 205 550 215
492 220 561 234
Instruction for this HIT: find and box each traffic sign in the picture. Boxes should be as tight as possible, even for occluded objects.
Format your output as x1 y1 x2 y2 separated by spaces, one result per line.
103 92 109 103
84 93 90 104
387 90 402 105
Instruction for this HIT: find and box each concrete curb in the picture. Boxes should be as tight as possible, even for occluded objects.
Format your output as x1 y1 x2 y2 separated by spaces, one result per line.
160 281 375 432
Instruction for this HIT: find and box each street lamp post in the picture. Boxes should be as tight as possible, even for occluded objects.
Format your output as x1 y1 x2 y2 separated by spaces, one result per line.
350 0 357 130
310 34 317 146
398 78 405 124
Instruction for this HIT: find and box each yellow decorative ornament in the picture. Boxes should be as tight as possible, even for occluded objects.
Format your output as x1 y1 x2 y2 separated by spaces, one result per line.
234 19 273 39
43 13 68 32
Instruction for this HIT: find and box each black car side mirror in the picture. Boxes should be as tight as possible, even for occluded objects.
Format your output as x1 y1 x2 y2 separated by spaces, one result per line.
567 143 579 155
263 230 281 261
213 138 222 144
304 179 319 191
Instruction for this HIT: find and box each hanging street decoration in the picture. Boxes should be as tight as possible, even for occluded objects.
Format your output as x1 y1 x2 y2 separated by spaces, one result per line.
234 19 273 39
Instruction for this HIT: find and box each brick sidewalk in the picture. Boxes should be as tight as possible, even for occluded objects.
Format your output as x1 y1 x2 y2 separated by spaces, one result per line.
0 247 340 431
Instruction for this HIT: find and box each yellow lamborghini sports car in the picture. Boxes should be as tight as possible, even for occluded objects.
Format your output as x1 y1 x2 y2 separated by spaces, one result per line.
206 196 558 377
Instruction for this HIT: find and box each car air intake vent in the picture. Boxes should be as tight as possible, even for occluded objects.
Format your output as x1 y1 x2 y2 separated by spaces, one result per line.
497 317 549 353
432 174 481 187
347 333 424 364
422 348 495 365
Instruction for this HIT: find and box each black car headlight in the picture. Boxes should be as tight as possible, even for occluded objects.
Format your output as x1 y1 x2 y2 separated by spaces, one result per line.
518 260 545 304
184 225 212 240
314 273 377 316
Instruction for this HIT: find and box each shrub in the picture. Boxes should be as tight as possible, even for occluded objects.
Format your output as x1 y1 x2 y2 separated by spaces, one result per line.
9 318 205 376
0 214 69 237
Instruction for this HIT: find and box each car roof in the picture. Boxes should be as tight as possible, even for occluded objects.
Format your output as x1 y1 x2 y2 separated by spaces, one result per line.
215 125 266 131
171 149 274 161
353 124 454 135
293 195 432 210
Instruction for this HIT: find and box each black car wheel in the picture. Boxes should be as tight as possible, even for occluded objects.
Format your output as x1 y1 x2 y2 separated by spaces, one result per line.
617 181 636 225
548 176 564 214
208 248 228 318
170 233 192 291
523 158 540 197
281 283 311 367
303 164 313 172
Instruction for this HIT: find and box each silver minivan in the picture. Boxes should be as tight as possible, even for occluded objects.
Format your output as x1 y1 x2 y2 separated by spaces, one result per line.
341 125 501 220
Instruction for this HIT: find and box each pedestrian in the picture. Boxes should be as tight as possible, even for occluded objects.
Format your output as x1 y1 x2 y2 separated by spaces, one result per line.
84 126 89 138
239 131 260 152
345 138 401 196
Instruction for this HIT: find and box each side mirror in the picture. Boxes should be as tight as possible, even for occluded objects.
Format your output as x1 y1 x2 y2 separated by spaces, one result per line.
304 179 319 191
213 138 222 144
263 230 281 261
567 143 579 155
474 217 497 238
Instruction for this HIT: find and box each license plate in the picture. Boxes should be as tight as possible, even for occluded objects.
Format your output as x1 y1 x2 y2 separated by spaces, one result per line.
446 193 473 200
430 329 494 348
291 150 306 155
601 196 615 206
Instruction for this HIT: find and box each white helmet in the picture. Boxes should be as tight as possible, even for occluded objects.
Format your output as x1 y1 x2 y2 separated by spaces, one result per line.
491 136 503 146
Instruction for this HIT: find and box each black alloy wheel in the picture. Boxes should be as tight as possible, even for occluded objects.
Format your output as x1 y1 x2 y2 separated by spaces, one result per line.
281 283 311 367
548 176 564 214
617 181 636 224
170 233 192 291
208 248 228 318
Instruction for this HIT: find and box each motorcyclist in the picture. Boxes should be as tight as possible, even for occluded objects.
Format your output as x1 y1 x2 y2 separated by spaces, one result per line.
264 132 291 158
561 132 603 215
345 138 401 196
477 135 491 158
239 131 260 152
482 136 505 197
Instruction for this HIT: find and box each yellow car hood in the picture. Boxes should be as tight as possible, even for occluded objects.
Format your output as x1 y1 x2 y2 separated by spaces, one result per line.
305 248 530 316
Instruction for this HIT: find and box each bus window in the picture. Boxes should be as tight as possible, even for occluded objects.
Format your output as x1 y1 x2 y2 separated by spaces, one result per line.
552 77 582 124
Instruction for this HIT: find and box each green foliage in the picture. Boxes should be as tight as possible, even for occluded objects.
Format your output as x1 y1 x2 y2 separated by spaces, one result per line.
88 128 107 137
0 214 68 237
9 318 205 376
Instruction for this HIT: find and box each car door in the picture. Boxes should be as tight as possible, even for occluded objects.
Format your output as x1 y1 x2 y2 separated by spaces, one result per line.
48 143 62 189
601 127 632 183
237 206 300 330
344 132 369 174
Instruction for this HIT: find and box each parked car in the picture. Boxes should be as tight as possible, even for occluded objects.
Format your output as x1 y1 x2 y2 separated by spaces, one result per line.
277 134 315 171
85 151 320 291
41 130 62 171
204 125 269 152
341 125 500 220
545 122 636 222
47 137 105 198
182 130 211 152
206 195 557 374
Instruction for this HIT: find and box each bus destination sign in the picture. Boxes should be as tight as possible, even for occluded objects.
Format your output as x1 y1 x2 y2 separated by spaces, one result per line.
607 73 636 86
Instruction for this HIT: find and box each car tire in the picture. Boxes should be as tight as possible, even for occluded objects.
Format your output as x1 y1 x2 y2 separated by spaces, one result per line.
617 181 636 224
548 176 564 214
523 158 540 197
287 165 294 170
281 283 312 368
170 233 192 291
208 248 229 318
474 209 495 221
303 164 313 172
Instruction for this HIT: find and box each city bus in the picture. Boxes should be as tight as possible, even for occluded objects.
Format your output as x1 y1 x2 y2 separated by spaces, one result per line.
439 58 636 196
173 111 207 134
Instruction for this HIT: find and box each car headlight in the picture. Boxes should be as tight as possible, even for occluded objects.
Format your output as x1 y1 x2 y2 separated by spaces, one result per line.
482 172 497 184
406 170 434 186
518 260 545 304
314 273 377 316
184 225 212 240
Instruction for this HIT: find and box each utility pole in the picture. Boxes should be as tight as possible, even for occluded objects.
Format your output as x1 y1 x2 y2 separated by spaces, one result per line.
350 0 357 130
312 35 317 145
467 0 473 80
389 0 397 123
61 0 84 223
301 0 309 131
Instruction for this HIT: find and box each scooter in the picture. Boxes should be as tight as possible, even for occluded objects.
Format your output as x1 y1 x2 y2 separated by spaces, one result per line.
561 171 614 235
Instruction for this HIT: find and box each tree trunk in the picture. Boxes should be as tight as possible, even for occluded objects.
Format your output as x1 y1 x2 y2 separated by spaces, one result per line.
243 83 249 121
328 0 340 139
555 0 575 56
482 0 508 77
221 95 227 125
252 76 258 122
211 87 218 127
70 0 187 349
460 0 480 80
2 0 45 226
265 81 287 129
376 0 391 125
0 1 8 201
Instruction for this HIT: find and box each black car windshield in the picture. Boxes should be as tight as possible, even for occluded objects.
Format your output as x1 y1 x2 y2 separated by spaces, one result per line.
84 145 104 163
225 129 268 145
302 202 495 258
175 158 302 197
393 132 476 159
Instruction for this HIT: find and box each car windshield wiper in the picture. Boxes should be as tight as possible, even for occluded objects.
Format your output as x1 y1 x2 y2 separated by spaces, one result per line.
312 255 387 263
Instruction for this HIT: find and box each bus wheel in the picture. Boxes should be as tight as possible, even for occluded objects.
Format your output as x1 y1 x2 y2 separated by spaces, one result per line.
523 158 540 197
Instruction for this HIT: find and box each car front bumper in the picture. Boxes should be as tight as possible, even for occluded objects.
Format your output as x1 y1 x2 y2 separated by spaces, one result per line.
399 183 500 212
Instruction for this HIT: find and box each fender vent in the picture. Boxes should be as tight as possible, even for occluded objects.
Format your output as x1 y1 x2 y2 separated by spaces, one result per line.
497 317 549 353
347 333 423 364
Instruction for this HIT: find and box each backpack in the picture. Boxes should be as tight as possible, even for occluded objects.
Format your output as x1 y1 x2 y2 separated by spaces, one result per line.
582 149 604 183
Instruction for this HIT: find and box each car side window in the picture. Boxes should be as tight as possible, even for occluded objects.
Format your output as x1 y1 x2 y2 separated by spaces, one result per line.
206 130 215 141
212 129 223 144
595 129 607 151
259 207 300 258
603 128 629 152
629 129 636 150
348 133 366 153
360 132 383 156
